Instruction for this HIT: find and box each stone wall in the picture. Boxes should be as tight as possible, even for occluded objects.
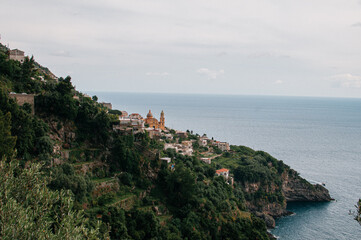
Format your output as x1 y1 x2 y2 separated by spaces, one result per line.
9 93 35 114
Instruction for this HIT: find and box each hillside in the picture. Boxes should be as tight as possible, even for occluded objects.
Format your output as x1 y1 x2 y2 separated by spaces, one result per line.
0 46 332 239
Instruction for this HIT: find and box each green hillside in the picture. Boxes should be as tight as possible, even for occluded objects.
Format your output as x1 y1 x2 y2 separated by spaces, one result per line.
0 45 331 239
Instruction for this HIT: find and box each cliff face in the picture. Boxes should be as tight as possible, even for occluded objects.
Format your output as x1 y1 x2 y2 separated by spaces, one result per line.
282 170 332 202
243 169 332 228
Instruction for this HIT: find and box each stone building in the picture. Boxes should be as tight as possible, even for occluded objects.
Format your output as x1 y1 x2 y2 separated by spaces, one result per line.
9 49 25 63
9 93 35 114
100 102 112 110
175 130 188 139
213 141 230 151
144 110 165 130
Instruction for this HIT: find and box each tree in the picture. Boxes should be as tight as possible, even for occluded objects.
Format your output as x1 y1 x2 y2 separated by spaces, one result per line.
0 111 16 158
165 163 196 207
0 159 108 239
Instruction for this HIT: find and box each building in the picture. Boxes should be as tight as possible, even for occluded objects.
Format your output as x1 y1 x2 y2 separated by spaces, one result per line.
199 139 208 147
9 49 25 63
160 157 171 164
218 142 230 151
9 93 35 114
129 113 142 120
199 134 209 147
213 141 230 151
120 111 128 118
200 158 211 164
145 128 161 139
144 110 165 130
115 117 144 132
164 143 177 151
216 168 229 179
164 142 193 156
179 148 193 156
164 133 173 140
181 141 192 148
176 130 188 139
100 102 112 110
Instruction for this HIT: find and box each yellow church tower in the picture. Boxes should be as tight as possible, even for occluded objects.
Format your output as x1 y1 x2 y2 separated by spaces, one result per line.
160 110 165 130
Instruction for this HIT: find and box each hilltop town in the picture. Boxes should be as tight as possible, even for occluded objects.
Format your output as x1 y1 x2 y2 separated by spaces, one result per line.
0 44 332 239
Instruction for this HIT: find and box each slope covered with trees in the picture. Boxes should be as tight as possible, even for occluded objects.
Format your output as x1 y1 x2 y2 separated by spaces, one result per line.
0 44 331 239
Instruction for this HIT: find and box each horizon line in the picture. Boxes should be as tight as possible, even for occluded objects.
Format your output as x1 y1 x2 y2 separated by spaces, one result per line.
81 90 361 100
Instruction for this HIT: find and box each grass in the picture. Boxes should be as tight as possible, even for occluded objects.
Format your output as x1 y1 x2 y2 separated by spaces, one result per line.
212 155 242 169
92 177 115 183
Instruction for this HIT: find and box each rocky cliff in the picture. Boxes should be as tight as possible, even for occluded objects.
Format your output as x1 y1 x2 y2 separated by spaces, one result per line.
282 169 332 202
244 169 332 228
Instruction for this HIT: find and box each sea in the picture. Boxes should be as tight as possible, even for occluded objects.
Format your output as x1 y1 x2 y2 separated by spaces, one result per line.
90 92 361 240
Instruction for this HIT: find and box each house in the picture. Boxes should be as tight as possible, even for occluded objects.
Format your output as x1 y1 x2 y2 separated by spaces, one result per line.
113 116 145 134
213 141 230 151
218 142 230 151
164 143 177 151
164 142 193 156
160 157 171 163
129 113 142 120
100 102 112 110
120 111 128 118
216 168 229 179
9 49 25 63
180 148 193 156
200 158 211 164
176 130 188 139
163 133 173 140
145 128 161 139
199 139 208 147
181 141 192 148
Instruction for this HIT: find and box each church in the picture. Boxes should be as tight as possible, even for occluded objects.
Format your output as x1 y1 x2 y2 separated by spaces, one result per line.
145 110 165 130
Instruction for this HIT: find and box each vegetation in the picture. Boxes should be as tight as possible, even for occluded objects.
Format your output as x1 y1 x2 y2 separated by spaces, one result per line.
0 159 107 239
0 43 307 239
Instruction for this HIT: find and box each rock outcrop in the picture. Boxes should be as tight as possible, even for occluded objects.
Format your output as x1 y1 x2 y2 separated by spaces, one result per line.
282 169 333 202
245 169 332 228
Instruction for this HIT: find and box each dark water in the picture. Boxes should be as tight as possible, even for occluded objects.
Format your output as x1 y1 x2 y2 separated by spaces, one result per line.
90 92 361 239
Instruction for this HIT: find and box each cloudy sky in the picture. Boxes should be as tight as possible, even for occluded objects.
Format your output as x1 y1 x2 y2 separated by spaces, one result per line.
1 0 361 98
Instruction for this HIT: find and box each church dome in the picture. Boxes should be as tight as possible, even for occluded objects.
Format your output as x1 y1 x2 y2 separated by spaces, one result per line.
147 110 153 118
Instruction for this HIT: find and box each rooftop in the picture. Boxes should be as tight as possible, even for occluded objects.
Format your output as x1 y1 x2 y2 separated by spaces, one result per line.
216 168 229 173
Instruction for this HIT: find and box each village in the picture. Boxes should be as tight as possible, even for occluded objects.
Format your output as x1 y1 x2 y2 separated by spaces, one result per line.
111 107 234 185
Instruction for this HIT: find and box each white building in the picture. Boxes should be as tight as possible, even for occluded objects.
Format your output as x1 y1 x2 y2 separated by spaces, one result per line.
160 157 171 163
199 139 208 147
200 158 211 164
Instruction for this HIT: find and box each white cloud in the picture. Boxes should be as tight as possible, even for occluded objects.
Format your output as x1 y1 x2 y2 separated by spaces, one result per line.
274 80 283 84
351 22 361 27
330 73 361 88
146 72 169 77
197 68 224 80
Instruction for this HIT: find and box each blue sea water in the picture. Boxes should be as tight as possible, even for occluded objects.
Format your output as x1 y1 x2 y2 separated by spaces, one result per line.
90 92 361 239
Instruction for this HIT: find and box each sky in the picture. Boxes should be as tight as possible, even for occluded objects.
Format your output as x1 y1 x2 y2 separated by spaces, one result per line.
1 0 361 98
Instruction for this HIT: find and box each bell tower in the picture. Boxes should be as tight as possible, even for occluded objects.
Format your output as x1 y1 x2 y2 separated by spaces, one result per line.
160 110 165 130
